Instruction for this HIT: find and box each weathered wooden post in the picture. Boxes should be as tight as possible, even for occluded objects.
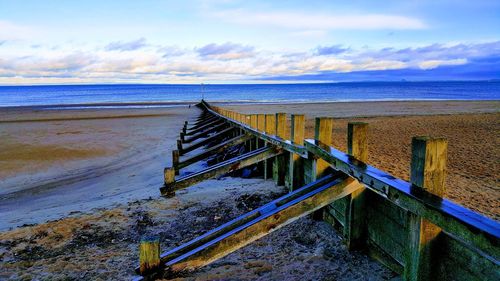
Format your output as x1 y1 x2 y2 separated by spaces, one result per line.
172 150 180 175
183 121 188 133
177 140 183 154
404 136 447 281
287 114 305 191
163 167 176 197
273 113 287 186
309 117 333 219
265 114 276 135
343 122 368 249
313 117 333 181
264 114 276 180
250 114 258 150
139 236 161 275
257 114 266 148
250 114 258 128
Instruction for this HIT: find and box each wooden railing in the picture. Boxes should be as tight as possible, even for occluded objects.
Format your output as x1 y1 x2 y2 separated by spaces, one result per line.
136 100 499 281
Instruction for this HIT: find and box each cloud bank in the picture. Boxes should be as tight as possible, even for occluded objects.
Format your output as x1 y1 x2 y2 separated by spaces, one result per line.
1 40 499 84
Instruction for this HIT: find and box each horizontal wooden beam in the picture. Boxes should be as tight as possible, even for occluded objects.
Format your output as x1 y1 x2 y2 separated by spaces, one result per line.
303 139 500 261
178 134 253 170
184 119 224 136
187 115 218 129
159 174 363 274
161 146 282 194
182 122 229 144
182 122 229 143
179 127 236 156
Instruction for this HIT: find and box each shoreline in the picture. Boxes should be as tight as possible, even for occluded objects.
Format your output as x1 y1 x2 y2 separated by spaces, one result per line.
0 98 498 111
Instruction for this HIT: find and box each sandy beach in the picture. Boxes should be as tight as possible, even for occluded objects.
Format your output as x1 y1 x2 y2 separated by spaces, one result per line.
0 100 498 280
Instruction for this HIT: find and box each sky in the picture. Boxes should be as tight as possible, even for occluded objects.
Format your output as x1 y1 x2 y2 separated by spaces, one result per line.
0 0 499 85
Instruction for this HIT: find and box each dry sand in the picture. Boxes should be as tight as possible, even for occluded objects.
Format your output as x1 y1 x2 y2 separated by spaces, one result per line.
0 100 498 280
222 100 500 220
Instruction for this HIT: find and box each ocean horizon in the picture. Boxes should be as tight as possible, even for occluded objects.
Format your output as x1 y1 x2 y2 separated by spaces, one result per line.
0 81 499 108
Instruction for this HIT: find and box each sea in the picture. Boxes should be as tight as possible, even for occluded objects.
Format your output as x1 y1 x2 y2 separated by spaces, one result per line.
0 81 498 108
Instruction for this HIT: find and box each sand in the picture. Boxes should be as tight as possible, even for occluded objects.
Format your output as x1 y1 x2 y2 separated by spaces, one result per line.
0 106 198 229
0 100 498 280
221 100 500 220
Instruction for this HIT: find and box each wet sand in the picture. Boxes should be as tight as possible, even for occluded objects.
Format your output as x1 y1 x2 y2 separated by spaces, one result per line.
0 100 498 280
0 106 199 229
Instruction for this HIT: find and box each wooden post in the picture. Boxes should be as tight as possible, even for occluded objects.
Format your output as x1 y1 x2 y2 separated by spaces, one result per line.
255 114 266 173
287 114 305 191
313 117 333 181
273 113 287 185
172 150 180 175
177 140 182 151
250 114 258 128
139 236 161 275
250 114 258 150
264 114 276 180
265 114 276 135
163 167 176 197
257 114 265 132
404 137 447 281
310 117 333 220
257 114 266 148
343 122 368 250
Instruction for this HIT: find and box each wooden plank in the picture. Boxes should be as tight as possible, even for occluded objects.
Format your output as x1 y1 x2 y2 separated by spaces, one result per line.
177 134 252 170
179 127 236 155
344 122 369 250
367 239 404 274
368 225 405 264
141 174 338 276
405 136 448 281
184 119 224 136
187 115 218 129
161 146 282 194
303 139 499 261
437 235 500 280
164 176 364 273
366 210 407 251
288 114 305 191
273 113 287 186
369 193 408 226
182 122 228 144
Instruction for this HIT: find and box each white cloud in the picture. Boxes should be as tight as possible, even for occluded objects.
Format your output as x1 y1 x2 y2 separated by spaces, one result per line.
418 58 467 70
211 9 426 30
0 20 39 40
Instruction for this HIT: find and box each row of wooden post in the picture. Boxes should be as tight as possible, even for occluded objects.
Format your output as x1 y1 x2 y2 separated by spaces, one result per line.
141 105 447 281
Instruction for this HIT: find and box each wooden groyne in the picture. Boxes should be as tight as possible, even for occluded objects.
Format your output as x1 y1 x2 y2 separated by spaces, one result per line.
135 100 499 281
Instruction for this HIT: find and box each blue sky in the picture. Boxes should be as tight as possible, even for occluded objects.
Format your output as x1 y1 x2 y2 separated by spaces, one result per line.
0 0 499 84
